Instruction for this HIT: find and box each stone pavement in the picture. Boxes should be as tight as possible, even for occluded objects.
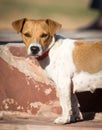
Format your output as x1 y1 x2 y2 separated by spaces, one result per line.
0 117 102 130
0 30 102 130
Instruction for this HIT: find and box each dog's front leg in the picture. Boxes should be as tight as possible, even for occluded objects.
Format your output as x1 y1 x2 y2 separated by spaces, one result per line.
54 78 73 124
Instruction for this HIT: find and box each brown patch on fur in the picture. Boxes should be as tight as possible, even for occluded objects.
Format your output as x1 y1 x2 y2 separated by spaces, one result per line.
73 41 102 73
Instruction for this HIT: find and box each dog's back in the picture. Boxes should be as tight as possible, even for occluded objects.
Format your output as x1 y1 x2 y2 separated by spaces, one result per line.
73 41 102 73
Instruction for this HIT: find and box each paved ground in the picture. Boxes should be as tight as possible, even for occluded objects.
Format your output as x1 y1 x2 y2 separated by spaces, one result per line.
0 30 102 130
0 117 102 130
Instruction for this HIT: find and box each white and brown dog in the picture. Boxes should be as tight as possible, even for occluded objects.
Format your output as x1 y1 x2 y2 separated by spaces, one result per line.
12 18 102 124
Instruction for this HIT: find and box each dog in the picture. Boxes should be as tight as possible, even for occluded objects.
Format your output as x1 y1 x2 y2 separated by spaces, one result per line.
12 18 102 124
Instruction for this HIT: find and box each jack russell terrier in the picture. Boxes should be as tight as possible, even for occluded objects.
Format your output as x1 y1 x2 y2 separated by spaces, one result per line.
12 18 102 124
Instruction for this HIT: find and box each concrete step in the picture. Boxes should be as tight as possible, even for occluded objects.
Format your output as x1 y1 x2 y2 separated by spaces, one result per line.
0 30 102 43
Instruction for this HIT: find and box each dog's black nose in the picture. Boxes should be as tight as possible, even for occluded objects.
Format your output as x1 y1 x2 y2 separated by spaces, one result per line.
30 46 40 55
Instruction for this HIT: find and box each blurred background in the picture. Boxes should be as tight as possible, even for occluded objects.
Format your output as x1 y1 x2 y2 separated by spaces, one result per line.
0 0 98 31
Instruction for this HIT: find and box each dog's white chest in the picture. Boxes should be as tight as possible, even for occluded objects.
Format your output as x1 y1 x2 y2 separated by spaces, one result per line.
45 39 76 84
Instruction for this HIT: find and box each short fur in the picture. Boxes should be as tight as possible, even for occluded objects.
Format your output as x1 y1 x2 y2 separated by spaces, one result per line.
73 41 102 73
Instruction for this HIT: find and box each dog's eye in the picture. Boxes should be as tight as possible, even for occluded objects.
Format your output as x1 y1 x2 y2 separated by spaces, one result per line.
24 33 31 38
40 33 48 38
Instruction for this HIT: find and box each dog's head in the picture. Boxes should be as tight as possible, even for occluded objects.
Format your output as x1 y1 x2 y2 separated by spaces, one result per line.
12 18 61 57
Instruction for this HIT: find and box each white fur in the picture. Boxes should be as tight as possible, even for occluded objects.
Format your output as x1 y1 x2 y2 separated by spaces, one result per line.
46 38 76 80
73 71 102 93
45 38 80 124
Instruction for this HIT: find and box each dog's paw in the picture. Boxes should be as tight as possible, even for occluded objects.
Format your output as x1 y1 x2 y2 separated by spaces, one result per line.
54 116 71 124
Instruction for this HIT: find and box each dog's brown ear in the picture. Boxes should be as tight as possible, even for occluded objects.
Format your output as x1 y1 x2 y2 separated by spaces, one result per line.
46 19 62 35
12 18 27 33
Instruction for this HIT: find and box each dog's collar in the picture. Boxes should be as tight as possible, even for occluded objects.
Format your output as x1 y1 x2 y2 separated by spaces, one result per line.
36 49 49 61
36 36 55 61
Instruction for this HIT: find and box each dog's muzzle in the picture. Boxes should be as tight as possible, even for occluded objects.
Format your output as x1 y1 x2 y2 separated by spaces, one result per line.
30 46 40 55
27 43 43 56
